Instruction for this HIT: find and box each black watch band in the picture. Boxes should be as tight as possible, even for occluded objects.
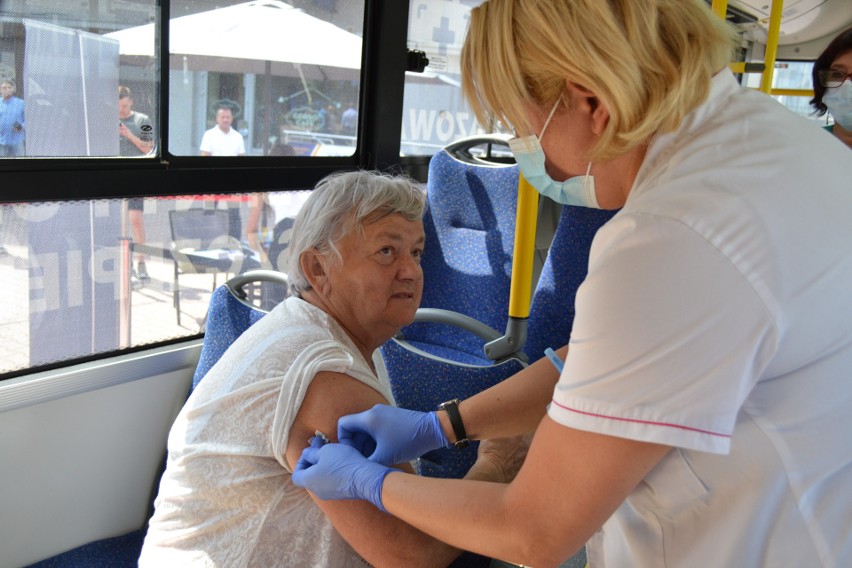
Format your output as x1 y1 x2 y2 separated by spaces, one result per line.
438 398 470 449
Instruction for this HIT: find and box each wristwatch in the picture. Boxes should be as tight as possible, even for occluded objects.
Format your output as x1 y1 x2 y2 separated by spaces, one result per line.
437 398 470 449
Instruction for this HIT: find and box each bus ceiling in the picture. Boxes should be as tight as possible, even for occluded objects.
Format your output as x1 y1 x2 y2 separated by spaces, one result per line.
721 0 852 59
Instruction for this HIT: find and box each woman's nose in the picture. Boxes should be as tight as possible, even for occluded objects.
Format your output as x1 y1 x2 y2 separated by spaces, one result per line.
396 253 422 279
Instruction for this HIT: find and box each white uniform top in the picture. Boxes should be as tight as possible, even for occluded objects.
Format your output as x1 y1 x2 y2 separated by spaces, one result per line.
140 298 394 568
548 70 852 567
200 125 246 156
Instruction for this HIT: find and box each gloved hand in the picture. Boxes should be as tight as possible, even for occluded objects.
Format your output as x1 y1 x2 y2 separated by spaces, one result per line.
293 437 395 511
337 404 449 465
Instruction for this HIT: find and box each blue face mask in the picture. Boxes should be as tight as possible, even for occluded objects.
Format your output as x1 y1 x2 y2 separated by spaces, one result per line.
508 98 600 209
824 80 852 131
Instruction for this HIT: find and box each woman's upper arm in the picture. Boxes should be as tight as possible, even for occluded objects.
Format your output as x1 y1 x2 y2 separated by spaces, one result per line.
284 371 459 568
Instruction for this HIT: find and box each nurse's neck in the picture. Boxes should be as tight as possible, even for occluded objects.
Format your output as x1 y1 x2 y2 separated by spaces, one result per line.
594 142 649 209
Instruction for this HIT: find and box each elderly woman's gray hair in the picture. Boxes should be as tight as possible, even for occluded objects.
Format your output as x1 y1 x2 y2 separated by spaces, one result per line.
286 170 426 297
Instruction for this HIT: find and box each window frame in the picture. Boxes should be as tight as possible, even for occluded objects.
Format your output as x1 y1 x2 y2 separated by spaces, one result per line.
0 0 420 381
0 0 416 204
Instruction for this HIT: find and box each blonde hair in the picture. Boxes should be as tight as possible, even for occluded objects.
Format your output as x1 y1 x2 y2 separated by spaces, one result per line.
462 0 737 161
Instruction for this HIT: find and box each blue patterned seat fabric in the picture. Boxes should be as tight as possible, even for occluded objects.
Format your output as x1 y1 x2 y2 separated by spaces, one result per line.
192 280 272 388
381 145 525 480
525 206 618 366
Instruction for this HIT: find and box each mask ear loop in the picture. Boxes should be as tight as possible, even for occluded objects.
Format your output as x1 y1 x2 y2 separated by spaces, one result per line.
583 162 598 207
539 97 563 140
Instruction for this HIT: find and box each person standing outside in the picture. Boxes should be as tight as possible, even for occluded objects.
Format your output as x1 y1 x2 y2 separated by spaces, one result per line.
0 79 25 157
119 85 154 282
200 101 246 241
811 27 852 149
200 101 245 157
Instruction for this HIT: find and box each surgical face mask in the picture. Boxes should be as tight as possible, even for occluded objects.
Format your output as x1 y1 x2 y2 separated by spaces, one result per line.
824 80 852 131
508 98 600 209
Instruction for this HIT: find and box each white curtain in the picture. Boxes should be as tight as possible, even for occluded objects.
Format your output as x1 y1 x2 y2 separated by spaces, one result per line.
23 20 119 156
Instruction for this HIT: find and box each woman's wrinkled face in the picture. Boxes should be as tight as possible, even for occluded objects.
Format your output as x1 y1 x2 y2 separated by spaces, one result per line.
323 213 425 347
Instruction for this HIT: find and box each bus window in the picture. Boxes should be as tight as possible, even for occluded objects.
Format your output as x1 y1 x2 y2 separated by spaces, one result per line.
401 0 510 157
0 1 158 158
0 190 311 377
160 0 365 157
767 61 829 125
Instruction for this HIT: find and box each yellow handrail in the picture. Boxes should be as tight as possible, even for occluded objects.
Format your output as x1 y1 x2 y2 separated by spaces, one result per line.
711 0 728 20
771 88 813 97
508 174 539 319
729 62 766 74
716 0 787 94
759 0 785 94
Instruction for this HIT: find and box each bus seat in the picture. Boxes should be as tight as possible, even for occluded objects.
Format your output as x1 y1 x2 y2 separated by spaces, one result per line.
381 136 526 480
192 270 289 389
525 205 618 365
26 271 288 568
410 139 518 354
24 530 148 568
382 337 525 478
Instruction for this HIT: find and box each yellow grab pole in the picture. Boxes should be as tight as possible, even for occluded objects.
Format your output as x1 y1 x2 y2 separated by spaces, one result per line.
771 88 813 97
508 173 539 319
711 0 728 20
760 0 784 94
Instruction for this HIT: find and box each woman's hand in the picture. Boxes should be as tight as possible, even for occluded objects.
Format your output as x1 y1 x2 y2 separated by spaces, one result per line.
337 404 449 465
293 436 396 511
466 433 534 483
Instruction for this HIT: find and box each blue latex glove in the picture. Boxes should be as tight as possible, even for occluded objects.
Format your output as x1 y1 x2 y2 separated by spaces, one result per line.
337 404 449 465
293 437 395 511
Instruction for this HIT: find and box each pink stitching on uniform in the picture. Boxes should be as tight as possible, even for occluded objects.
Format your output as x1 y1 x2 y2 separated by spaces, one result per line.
551 399 730 438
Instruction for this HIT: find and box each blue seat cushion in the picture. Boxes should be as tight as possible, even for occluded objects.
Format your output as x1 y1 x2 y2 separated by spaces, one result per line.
381 338 524 479
25 528 146 568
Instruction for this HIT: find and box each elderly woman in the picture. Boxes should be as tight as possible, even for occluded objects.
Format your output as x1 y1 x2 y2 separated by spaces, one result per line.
293 2 852 567
139 171 522 567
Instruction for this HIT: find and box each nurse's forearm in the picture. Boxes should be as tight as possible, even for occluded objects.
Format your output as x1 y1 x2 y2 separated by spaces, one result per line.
381 473 525 562
438 345 566 442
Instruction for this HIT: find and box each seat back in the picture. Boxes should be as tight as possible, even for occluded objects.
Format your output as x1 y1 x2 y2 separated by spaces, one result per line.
400 141 519 360
525 206 618 365
381 136 526 480
192 270 289 388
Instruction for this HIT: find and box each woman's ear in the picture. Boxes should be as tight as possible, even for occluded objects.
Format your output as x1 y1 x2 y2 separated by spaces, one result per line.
565 79 610 136
300 250 329 293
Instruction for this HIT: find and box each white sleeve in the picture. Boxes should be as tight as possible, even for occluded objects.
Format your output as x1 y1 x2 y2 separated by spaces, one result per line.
548 212 776 454
199 130 212 153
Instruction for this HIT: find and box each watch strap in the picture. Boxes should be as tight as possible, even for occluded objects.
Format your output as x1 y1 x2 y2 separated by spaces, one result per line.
438 399 469 449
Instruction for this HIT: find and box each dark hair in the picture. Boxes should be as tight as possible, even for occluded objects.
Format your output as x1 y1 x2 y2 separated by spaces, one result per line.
811 27 852 116
212 99 241 118
118 85 132 99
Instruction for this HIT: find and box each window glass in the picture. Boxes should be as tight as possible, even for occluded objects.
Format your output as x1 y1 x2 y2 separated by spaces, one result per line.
163 0 364 157
769 61 828 125
0 0 158 158
0 191 311 376
402 0 500 157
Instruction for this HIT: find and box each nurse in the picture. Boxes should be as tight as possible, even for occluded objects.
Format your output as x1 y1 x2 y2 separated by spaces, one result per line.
294 1 852 566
